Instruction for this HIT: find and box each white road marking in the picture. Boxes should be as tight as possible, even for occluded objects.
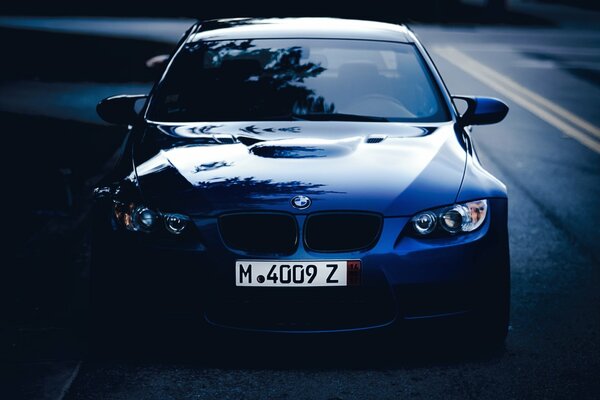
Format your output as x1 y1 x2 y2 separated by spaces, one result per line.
434 46 600 154
513 59 558 69
57 361 81 400
442 44 600 56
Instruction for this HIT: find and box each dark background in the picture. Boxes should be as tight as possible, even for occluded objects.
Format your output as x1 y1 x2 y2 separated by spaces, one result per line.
0 0 518 18
2 1 599 399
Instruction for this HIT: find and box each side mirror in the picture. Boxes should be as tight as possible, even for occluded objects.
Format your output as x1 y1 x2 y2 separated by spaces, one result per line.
97 94 147 125
453 96 509 126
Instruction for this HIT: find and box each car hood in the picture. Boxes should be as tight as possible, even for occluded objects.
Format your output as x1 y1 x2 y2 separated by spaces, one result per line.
133 121 466 217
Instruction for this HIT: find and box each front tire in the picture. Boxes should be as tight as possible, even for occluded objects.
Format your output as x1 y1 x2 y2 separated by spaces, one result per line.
469 270 510 352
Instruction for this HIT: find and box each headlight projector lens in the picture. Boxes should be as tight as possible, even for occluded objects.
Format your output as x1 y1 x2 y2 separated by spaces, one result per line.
411 212 437 235
131 207 159 232
164 213 190 235
440 206 467 233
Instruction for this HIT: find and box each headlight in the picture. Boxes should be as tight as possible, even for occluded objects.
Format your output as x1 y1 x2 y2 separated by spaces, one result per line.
163 213 190 235
131 206 160 232
410 199 488 237
113 202 190 235
412 211 437 235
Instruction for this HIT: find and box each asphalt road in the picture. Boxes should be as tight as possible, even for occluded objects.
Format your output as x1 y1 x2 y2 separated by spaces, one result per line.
4 8 600 400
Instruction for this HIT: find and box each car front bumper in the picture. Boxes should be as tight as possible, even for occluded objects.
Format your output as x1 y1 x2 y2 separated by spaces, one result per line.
92 198 509 333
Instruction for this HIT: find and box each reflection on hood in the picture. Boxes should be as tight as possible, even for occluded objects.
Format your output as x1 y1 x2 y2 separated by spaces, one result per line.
133 122 465 216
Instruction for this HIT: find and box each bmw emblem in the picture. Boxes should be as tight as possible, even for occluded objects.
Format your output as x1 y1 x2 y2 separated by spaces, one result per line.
291 195 312 210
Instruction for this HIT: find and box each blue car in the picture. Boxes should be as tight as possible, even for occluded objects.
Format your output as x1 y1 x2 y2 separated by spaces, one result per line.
92 17 510 347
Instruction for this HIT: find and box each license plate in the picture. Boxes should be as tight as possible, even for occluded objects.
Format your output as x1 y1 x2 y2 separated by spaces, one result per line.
235 260 361 287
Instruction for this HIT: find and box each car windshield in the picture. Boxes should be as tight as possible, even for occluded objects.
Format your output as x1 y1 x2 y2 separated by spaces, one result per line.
147 38 450 123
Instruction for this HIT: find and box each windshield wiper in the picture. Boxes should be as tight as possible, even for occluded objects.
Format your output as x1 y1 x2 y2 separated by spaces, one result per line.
256 114 308 121
295 113 388 122
259 113 388 122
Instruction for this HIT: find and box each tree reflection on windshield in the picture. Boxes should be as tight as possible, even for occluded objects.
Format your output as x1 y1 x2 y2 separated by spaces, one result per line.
149 38 449 123
151 39 332 121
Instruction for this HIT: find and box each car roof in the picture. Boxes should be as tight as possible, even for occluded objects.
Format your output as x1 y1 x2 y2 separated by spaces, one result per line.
188 17 414 43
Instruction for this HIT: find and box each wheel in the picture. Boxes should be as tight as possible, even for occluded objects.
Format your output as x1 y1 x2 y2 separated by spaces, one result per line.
469 273 510 352
87 204 137 355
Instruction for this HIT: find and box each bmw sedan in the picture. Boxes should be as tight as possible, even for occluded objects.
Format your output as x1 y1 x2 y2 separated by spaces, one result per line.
92 17 510 347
